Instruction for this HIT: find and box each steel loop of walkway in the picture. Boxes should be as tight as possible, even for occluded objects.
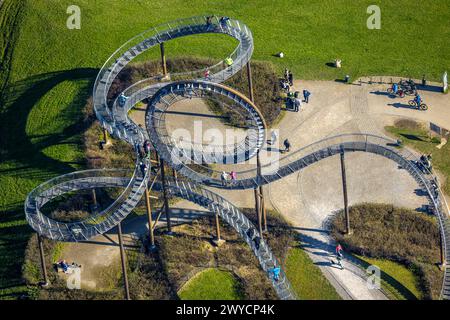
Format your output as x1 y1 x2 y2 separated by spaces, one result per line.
24 15 450 300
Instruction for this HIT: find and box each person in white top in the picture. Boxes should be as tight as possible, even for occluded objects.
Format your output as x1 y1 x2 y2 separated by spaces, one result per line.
270 131 278 145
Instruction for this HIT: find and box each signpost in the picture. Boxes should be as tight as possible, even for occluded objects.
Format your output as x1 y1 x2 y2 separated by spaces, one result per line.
430 122 442 135
443 71 448 93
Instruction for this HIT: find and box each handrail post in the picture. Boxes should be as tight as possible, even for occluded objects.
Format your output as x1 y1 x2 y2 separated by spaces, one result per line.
37 234 49 287
117 222 131 300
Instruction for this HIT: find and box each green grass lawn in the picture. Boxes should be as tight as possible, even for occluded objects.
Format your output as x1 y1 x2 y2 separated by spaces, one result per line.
178 268 244 300
356 255 421 300
285 245 341 300
1 0 449 299
385 121 450 194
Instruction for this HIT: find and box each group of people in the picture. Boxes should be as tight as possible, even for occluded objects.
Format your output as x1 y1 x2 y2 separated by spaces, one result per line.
281 68 311 112
136 140 153 177
221 170 238 186
205 16 230 28
390 82 424 109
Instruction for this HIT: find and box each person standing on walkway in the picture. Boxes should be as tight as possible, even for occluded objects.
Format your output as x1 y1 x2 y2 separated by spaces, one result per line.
288 71 293 86
303 89 311 103
284 68 290 82
294 96 302 112
283 139 291 152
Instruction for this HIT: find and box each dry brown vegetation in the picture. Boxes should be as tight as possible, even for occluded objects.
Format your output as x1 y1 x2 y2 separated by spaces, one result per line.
330 203 444 299
128 208 296 300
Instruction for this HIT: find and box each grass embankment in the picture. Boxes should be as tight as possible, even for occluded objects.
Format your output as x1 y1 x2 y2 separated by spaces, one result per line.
285 246 341 300
330 203 443 300
386 119 450 194
178 268 244 300
355 255 421 300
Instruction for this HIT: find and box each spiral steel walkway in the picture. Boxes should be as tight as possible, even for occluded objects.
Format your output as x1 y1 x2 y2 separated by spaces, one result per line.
24 15 450 300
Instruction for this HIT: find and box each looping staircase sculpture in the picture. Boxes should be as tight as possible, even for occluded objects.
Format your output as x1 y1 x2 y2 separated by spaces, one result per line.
24 15 450 300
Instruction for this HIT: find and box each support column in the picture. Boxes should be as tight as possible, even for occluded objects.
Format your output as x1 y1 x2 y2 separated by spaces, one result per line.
145 186 155 249
102 128 109 145
254 187 263 237
117 222 131 300
440 232 446 270
248 62 266 234
92 189 97 209
340 151 351 235
37 234 49 287
160 43 167 76
172 168 178 180
160 159 172 233
215 212 221 241
246 62 254 101
212 208 225 246
260 185 267 231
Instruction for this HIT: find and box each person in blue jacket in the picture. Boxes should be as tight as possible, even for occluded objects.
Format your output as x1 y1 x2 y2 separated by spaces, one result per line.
414 93 422 108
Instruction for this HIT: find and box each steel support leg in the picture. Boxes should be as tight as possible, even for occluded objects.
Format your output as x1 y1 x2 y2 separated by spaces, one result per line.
102 128 109 145
117 222 130 300
340 151 351 235
92 189 97 208
254 188 263 237
145 187 155 248
246 62 254 101
172 168 178 180
260 185 267 231
37 234 49 287
215 212 221 241
160 159 172 233
160 43 167 76
440 232 446 270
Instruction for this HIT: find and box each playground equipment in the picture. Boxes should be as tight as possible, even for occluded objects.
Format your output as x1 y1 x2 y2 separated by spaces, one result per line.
24 15 450 300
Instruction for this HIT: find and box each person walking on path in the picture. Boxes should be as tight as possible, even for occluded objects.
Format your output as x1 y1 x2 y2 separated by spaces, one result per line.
221 171 229 186
204 69 211 81
335 243 344 269
269 130 278 145
230 171 237 185
303 89 311 103
283 139 291 153
272 266 281 282
139 162 148 177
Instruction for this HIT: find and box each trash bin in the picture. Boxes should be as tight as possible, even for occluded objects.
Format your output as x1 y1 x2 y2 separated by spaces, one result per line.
422 75 427 86
345 75 350 83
